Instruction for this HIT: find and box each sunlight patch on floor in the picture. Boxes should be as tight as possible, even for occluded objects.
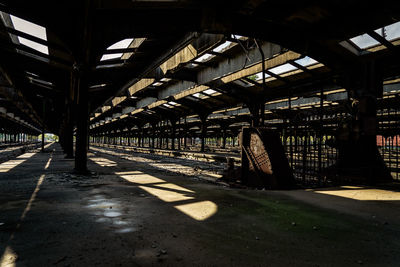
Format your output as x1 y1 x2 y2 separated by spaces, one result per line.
0 154 53 267
116 171 217 220
0 246 17 267
0 152 36 172
138 185 194 202
90 157 117 167
175 201 218 221
313 186 400 201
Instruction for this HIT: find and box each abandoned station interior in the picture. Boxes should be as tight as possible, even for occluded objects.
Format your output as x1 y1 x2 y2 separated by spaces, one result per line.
1 1 400 266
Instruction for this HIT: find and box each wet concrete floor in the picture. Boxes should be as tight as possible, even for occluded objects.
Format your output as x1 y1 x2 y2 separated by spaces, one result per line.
1 142 400 266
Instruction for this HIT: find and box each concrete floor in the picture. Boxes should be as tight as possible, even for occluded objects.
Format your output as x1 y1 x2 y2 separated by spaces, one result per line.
1 143 400 266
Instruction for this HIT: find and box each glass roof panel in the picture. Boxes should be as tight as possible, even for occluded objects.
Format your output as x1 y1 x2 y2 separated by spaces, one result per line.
294 56 318 67
350 33 380 49
376 21 400 41
212 41 233 53
203 89 217 95
250 72 271 81
194 53 215 63
10 15 48 55
101 38 133 61
268 63 297 75
10 15 46 40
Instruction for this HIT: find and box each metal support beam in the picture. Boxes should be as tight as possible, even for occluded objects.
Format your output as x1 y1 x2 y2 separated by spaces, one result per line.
74 67 89 173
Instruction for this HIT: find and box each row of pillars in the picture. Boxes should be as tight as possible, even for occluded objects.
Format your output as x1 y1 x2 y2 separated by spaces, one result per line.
89 134 239 151
0 132 38 144
59 55 387 184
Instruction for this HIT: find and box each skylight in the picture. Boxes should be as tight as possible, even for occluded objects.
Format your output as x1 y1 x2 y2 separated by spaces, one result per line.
374 21 400 41
89 83 107 89
213 41 233 53
249 72 271 81
10 15 48 55
294 56 318 67
192 93 202 98
268 63 297 75
152 82 163 86
344 21 400 52
349 34 380 49
231 34 247 40
194 53 215 63
203 89 217 95
100 38 133 61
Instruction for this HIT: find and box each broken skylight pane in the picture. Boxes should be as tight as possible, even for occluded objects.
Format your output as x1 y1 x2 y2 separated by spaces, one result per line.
349 33 380 49
101 38 133 61
194 53 215 63
10 15 48 55
268 63 297 75
294 56 318 67
192 93 202 98
249 72 271 81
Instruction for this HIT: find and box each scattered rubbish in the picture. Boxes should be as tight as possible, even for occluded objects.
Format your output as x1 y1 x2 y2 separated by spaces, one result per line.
312 226 318 230
291 222 296 226
161 249 167 255
255 236 260 240
140 194 146 197
0 222 4 226
151 244 157 248
357 260 363 264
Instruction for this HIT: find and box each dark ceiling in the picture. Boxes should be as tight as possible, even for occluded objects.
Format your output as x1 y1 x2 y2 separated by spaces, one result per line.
0 0 399 135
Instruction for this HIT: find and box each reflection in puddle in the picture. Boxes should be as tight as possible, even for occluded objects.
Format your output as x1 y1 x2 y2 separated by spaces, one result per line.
86 194 135 234
104 210 122 217
115 227 136 234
